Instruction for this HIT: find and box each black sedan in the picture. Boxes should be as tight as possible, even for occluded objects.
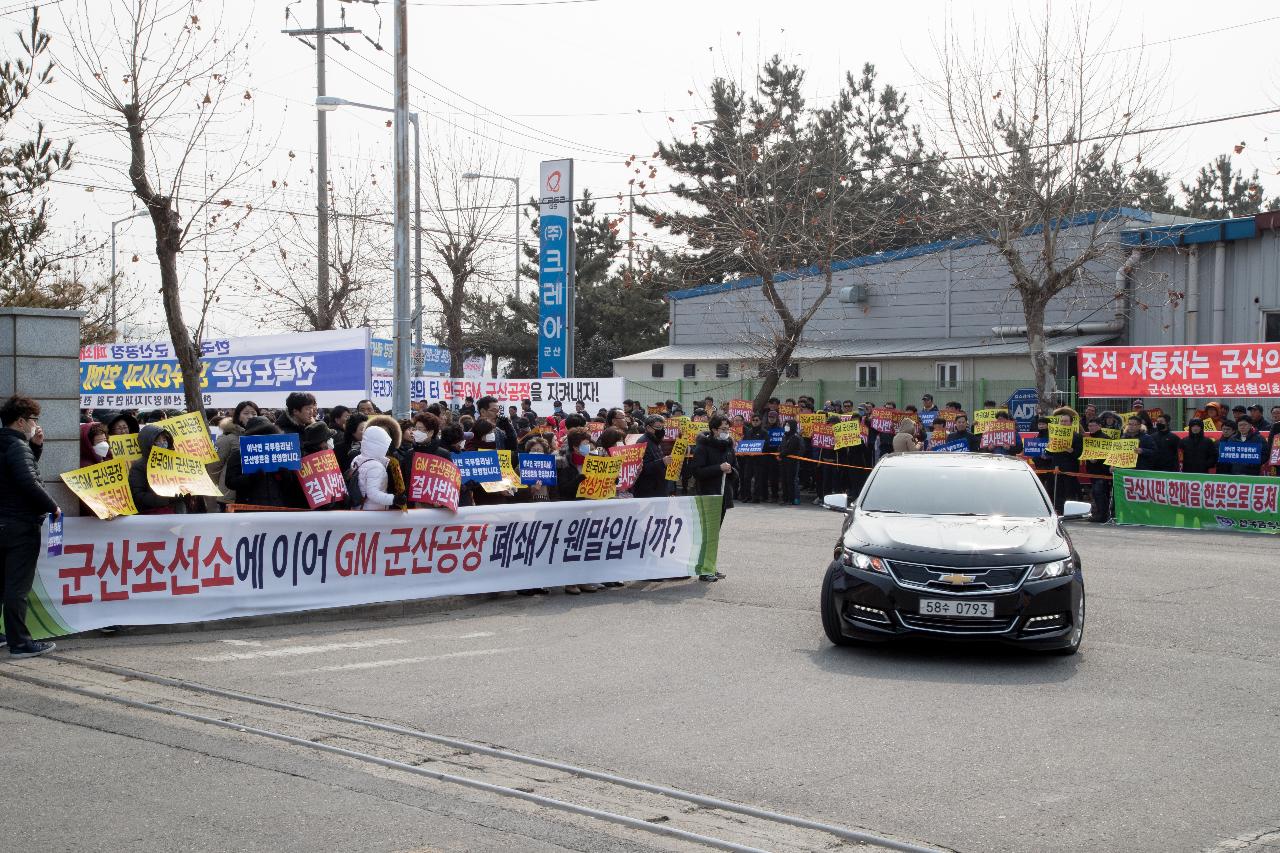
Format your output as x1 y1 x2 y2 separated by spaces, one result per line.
820 453 1087 654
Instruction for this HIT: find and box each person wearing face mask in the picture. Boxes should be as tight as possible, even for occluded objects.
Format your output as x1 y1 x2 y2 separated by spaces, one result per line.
127 424 188 515
80 422 112 467
633 415 672 499
778 419 805 505
691 414 738 531
1137 414 1180 472
0 396 61 658
398 412 443 497
1221 418 1266 476
1180 417 1217 474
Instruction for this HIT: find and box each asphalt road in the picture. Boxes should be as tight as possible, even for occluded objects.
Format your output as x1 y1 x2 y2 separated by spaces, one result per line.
3 504 1279 852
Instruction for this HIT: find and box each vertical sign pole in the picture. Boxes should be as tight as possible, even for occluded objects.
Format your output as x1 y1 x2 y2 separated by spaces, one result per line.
537 159 574 379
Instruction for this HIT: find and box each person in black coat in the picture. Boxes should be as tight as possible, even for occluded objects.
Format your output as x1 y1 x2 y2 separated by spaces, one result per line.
1045 409 1084 513
1137 413 1181 471
1080 417 1112 522
778 420 805 505
128 424 188 515
691 415 738 524
1180 418 1217 474
224 417 307 509
0 395 61 657
632 415 671 499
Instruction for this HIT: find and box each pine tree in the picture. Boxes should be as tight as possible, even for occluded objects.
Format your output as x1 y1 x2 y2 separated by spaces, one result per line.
1177 154 1266 219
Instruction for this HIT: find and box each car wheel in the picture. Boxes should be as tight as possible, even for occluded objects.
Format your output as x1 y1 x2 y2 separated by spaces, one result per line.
821 563 859 647
1049 590 1085 656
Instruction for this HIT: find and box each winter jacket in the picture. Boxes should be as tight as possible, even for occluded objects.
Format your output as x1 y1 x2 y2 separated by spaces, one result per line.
1219 433 1267 477
0 426 58 522
778 431 805 461
1046 431 1083 473
891 426 919 454
1137 428 1181 471
212 419 243 503
632 433 669 499
79 422 110 468
350 424 397 510
274 411 308 437
1179 430 1217 474
224 421 308 509
128 425 187 515
690 431 738 509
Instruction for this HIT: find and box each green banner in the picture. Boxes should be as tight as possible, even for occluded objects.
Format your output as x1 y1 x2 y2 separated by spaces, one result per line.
1112 469 1280 535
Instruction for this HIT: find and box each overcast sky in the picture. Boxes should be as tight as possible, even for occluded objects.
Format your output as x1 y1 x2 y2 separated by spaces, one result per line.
16 0 1280 341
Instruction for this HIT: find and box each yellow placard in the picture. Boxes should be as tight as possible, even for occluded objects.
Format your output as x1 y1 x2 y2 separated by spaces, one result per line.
146 446 222 497
1080 436 1110 461
833 421 862 450
576 475 617 500
582 455 623 479
972 409 998 435
798 413 825 438
680 420 704 441
108 433 141 462
60 458 137 519
1047 423 1075 454
1101 428 1121 440
1117 411 1138 424
1104 438 1138 469
495 450 525 489
1198 419 1217 432
665 438 689 482
155 411 218 463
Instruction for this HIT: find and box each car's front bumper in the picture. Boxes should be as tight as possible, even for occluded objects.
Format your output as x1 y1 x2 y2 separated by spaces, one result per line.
826 559 1083 649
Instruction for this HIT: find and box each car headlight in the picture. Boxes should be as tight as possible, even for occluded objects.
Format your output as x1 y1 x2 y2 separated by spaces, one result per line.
1029 558 1074 580
841 547 888 574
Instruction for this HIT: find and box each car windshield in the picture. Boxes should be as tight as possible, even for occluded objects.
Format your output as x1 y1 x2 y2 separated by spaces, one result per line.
859 465 1050 517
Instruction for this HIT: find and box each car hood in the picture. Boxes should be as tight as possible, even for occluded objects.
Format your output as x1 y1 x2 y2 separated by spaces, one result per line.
843 511 1064 563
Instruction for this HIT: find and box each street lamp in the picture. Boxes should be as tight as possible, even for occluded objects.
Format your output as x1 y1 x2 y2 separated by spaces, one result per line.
110 209 148 341
462 172 520 304
317 94 421 415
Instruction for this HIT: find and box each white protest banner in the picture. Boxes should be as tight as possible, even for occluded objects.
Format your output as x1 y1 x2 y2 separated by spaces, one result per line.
26 497 723 639
416 378 625 413
80 329 371 409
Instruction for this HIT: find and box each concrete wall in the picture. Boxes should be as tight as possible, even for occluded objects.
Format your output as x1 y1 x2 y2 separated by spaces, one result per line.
0 308 85 515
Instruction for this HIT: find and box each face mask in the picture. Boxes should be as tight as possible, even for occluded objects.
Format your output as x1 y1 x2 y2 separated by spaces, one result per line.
154 441 169 451
578 442 591 455
481 432 495 443
326 438 335 450
412 430 428 444
455 441 466 451
93 441 110 458
718 430 731 441
1156 422 1167 431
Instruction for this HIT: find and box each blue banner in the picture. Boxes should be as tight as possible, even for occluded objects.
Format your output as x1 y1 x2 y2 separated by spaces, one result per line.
453 451 503 484
538 159 574 378
930 438 971 453
518 453 558 486
919 409 939 428
1009 388 1039 433
370 338 451 374
1217 441 1264 466
735 438 766 454
767 427 784 447
239 434 303 473
79 329 370 409
1023 437 1048 458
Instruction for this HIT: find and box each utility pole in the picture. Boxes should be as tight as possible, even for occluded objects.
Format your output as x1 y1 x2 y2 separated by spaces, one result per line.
283 1 358 330
627 184 634 282
392 0 412 418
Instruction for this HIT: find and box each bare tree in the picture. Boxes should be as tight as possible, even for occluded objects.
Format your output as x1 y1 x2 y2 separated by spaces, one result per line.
926 7 1164 400
61 0 275 413
257 159 391 332
420 131 512 376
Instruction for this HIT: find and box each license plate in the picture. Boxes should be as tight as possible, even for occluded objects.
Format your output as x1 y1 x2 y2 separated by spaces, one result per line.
918 599 994 618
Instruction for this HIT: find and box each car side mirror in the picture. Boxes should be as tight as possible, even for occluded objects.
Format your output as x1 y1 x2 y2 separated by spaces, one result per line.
1061 500 1091 520
823 493 850 513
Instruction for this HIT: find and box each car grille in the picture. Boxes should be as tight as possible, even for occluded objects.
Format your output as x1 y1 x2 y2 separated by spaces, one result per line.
898 613 1017 634
886 561 1029 596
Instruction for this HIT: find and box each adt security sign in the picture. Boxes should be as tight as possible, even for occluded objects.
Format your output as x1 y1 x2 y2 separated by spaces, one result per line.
1009 388 1039 432
538 159 575 378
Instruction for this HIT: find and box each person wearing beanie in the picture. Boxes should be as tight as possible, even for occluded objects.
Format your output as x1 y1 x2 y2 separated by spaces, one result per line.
301 420 334 456
350 424 405 510
1181 417 1217 474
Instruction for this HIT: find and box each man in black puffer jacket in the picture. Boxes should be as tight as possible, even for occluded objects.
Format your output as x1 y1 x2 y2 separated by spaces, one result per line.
632 415 671 499
1180 418 1217 474
691 415 735 582
0 395 60 658
1137 413 1181 471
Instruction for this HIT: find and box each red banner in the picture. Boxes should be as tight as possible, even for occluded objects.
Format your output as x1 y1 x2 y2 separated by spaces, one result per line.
297 450 347 509
409 453 462 511
608 444 646 492
1078 343 1280 398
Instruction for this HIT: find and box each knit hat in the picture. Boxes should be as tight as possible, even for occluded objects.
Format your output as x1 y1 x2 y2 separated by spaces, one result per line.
303 420 333 448
243 416 276 435
361 425 392 460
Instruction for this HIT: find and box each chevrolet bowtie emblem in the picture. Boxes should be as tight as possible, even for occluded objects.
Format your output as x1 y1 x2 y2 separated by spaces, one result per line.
939 573 976 585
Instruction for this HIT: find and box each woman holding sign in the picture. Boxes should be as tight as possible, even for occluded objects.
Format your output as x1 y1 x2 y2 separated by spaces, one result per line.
692 415 738 527
127 425 187 515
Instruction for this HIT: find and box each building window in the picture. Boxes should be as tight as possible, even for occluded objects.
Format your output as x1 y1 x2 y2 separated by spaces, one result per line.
936 361 961 388
715 363 729 379
1266 311 1280 343
651 363 664 379
784 362 800 378
855 362 880 390
683 363 696 378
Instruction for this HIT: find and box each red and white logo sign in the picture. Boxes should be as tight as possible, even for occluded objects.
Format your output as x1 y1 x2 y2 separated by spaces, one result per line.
545 170 562 193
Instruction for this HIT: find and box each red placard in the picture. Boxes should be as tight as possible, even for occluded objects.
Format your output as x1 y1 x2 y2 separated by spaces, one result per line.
811 423 835 450
980 428 1017 450
1078 343 1280 398
869 408 898 433
297 450 347 509
608 443 646 492
408 452 462 511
